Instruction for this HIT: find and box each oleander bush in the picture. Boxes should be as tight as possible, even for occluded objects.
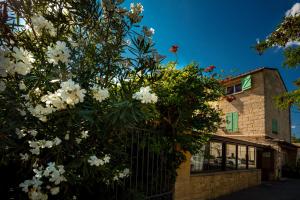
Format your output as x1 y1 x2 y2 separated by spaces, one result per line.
0 0 224 199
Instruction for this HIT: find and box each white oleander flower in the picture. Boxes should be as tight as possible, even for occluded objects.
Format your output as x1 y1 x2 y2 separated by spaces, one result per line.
88 155 102 166
31 15 56 36
81 130 89 139
19 81 27 90
113 168 130 181
11 47 35 75
30 148 40 155
19 180 33 192
46 41 71 65
53 137 62 146
286 3 300 17
28 130 38 137
43 162 66 185
16 128 26 138
103 155 110 164
20 153 29 161
41 92 66 110
130 3 144 14
0 81 6 92
50 187 60 195
88 155 110 167
47 2 70 16
12 47 35 64
27 104 55 122
128 3 144 23
132 86 158 104
91 86 109 102
142 26 155 37
58 79 86 106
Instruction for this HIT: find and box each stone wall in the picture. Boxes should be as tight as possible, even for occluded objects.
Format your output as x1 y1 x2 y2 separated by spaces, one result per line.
174 152 261 200
263 70 291 142
217 71 265 137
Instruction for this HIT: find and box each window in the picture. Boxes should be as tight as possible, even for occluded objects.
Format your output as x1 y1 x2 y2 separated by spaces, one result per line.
226 75 252 95
209 142 223 170
226 144 237 170
226 112 238 132
191 142 257 173
248 147 256 168
272 119 278 134
238 145 247 169
190 145 206 173
190 142 222 173
226 84 242 95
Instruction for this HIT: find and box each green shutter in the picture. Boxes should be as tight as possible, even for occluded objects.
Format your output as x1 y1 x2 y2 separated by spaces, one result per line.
226 113 233 132
242 75 252 91
232 112 239 132
272 119 278 133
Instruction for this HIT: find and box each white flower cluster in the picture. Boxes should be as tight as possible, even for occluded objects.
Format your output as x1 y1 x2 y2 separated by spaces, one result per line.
132 86 158 104
91 85 109 102
286 3 300 17
27 104 55 122
20 162 66 199
46 41 71 65
16 128 38 139
88 154 110 167
31 15 56 36
43 79 86 107
42 162 67 185
47 3 70 16
28 79 86 121
7 47 35 75
142 26 155 37
113 168 130 181
130 3 144 14
28 137 62 155
128 3 144 23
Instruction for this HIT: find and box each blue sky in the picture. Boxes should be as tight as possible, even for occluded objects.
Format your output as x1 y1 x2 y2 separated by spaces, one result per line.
130 0 300 137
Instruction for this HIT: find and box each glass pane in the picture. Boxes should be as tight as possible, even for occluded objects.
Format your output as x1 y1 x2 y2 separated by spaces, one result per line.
248 147 256 168
238 145 247 169
190 145 206 173
208 142 223 170
226 86 234 95
226 144 237 169
235 84 242 93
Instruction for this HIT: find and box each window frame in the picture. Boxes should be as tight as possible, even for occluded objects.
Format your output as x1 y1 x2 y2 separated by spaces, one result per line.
190 141 258 174
226 83 242 95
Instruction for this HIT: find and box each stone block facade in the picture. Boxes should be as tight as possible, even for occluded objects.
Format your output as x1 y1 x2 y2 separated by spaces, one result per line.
217 71 266 137
217 68 290 142
174 152 261 200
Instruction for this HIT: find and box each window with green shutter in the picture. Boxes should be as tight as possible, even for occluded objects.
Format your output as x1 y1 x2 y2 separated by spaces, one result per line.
272 119 278 134
232 112 238 132
226 113 233 132
226 112 238 132
242 75 252 91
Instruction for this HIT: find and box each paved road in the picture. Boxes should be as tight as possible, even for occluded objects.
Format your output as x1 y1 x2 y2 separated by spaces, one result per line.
216 179 300 200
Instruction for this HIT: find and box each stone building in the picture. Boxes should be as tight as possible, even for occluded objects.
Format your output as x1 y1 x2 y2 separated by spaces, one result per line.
175 67 299 200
